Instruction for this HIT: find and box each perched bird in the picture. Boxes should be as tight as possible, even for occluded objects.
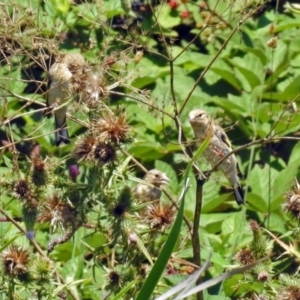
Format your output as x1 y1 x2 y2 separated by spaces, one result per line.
189 109 244 205
133 169 170 202
46 53 85 146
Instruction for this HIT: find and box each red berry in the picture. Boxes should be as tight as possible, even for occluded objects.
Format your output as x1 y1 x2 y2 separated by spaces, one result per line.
180 10 190 18
169 0 179 9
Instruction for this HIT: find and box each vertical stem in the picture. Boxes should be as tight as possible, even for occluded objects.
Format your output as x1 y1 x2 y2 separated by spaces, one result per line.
192 178 204 300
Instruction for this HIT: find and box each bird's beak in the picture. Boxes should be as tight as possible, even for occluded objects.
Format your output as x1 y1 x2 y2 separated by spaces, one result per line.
189 115 195 123
161 173 170 185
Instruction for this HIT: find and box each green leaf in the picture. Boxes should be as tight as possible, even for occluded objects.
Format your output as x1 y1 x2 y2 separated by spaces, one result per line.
113 280 139 300
50 0 71 13
221 212 242 237
157 4 181 29
103 0 125 18
229 54 264 91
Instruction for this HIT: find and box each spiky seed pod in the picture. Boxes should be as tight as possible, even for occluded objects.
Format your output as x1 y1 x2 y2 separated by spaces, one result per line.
38 193 77 231
249 220 260 234
277 280 300 300
12 179 32 200
30 257 52 282
91 114 131 144
285 181 300 220
94 142 116 164
30 155 48 187
280 287 300 300
112 186 132 218
82 70 105 104
22 200 38 240
62 53 85 73
68 189 83 206
71 68 105 107
120 265 136 285
1 246 30 282
108 271 121 286
145 203 175 231
235 248 254 265
73 135 96 162
249 234 272 258
248 220 273 258
257 270 269 282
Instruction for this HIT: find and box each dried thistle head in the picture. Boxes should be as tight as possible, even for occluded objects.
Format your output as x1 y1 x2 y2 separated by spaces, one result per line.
235 248 254 265
1 246 30 281
278 274 300 300
38 193 77 230
71 68 106 107
91 113 131 144
82 70 106 106
285 180 300 220
12 179 33 201
63 53 85 72
249 220 260 234
278 286 300 300
107 270 121 286
30 155 49 186
145 203 175 231
73 135 96 162
94 142 116 164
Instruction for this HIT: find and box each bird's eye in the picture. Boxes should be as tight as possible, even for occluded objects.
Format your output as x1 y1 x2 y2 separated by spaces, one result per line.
155 174 159 178
197 113 203 118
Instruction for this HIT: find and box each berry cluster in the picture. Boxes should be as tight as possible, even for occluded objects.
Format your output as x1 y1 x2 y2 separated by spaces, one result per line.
168 0 190 19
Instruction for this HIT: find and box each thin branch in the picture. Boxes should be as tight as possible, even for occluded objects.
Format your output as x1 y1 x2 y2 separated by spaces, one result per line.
178 2 268 115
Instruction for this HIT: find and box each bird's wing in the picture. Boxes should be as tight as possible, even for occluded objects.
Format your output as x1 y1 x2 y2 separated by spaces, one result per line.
214 124 231 148
214 124 244 179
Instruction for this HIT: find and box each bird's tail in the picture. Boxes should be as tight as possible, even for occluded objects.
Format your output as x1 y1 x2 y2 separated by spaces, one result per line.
55 119 70 146
233 185 245 205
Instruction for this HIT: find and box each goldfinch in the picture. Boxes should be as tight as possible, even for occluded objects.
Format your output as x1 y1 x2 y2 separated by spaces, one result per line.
46 53 85 146
189 109 244 205
133 169 170 202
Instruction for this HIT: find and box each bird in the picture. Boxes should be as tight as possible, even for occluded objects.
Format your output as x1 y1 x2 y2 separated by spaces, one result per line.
133 169 170 202
46 53 86 146
189 109 244 205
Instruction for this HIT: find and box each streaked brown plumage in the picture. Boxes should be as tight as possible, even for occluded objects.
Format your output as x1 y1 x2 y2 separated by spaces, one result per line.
133 169 170 202
47 53 86 146
189 109 244 205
